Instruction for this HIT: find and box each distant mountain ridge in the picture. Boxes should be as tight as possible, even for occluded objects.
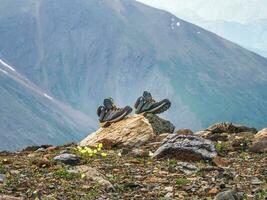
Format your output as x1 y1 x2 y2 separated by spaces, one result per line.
0 0 267 150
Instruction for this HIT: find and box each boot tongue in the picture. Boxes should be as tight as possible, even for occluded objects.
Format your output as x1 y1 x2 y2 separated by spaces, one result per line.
103 98 115 110
143 91 152 101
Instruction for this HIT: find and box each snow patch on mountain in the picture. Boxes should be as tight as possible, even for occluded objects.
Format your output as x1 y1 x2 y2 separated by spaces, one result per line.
43 93 53 100
0 68 8 75
0 59 16 72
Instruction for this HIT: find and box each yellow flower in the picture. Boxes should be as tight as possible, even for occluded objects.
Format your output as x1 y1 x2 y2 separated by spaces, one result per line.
101 152 107 157
85 147 92 152
98 143 103 149
93 149 97 154
80 149 87 154
81 173 86 179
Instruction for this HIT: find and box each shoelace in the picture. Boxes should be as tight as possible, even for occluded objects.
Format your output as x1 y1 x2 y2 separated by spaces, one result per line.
110 105 123 112
144 97 156 104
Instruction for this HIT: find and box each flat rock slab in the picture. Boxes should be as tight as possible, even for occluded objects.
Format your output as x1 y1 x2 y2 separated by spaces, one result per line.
73 165 114 191
153 134 217 161
0 196 23 200
250 128 267 153
80 115 156 149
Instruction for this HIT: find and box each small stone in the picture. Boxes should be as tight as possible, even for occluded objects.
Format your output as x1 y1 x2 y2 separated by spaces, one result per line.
176 129 193 135
131 148 147 157
35 147 46 152
164 192 173 200
251 177 262 185
176 162 199 175
9 170 20 175
53 153 80 165
27 153 37 158
165 186 173 192
208 188 219 195
212 156 229 167
46 146 58 151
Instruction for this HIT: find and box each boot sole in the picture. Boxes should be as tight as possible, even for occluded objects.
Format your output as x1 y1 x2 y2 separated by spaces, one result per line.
137 102 170 115
100 110 131 127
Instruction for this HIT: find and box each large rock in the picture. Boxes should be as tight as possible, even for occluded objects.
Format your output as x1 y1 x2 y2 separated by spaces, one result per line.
196 122 257 151
205 122 257 134
153 134 217 161
254 128 267 140
145 114 175 134
250 128 267 153
80 115 156 149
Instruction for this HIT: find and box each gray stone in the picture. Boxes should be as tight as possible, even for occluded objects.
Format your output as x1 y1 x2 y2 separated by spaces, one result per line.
214 190 243 200
176 162 199 175
251 177 262 185
53 153 80 165
145 113 175 134
153 134 217 161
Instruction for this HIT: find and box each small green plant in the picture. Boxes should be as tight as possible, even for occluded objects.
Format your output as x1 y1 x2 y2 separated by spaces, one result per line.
175 178 190 186
215 142 229 153
168 159 177 166
85 184 100 200
255 189 267 200
0 163 5 173
53 168 80 180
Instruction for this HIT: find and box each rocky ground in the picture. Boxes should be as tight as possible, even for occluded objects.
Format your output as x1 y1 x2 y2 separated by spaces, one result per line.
0 115 266 200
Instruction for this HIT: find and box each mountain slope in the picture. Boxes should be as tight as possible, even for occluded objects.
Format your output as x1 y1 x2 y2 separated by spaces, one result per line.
0 0 267 133
0 59 96 151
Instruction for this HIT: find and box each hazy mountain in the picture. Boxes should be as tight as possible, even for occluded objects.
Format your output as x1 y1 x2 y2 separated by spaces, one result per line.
204 19 267 58
138 0 267 24
0 59 96 151
0 0 267 150
138 0 267 58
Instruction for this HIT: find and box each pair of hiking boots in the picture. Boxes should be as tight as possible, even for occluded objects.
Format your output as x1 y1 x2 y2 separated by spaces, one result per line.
97 91 171 127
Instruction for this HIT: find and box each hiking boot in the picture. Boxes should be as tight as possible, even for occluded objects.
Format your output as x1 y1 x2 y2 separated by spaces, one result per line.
134 91 171 114
97 98 132 127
